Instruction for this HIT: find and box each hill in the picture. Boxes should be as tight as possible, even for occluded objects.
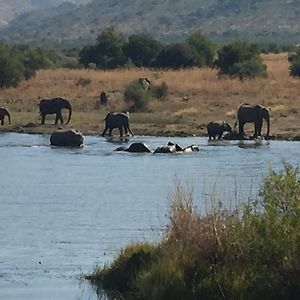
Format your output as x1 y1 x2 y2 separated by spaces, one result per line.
0 0 300 48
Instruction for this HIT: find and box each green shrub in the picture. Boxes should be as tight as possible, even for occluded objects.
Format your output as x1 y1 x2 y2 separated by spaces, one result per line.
86 165 300 300
215 40 267 80
289 49 300 77
150 81 168 100
124 80 150 112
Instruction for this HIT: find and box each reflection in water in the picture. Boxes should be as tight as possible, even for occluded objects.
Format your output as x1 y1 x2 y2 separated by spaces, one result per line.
0 133 299 300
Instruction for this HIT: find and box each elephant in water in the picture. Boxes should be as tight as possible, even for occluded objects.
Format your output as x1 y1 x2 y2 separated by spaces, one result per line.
206 121 232 140
234 103 270 138
153 142 199 154
102 112 134 137
0 107 11 125
115 142 152 153
38 98 72 125
50 128 83 147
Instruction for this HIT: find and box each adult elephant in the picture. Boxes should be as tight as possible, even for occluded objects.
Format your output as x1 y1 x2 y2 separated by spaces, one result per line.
102 112 134 137
0 107 11 125
234 103 270 137
38 98 72 125
206 121 232 140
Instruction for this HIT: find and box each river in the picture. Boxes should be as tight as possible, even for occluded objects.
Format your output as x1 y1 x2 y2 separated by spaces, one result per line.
0 133 299 299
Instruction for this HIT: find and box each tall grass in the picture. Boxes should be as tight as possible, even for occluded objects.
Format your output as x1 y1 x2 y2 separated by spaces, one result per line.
86 164 300 300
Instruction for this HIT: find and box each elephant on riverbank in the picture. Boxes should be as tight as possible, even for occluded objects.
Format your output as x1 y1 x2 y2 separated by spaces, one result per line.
102 112 134 137
207 121 232 140
0 107 11 125
50 128 83 147
234 103 270 138
38 98 72 125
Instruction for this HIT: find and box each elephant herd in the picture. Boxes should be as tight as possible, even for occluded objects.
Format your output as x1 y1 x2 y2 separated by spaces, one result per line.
0 97 271 147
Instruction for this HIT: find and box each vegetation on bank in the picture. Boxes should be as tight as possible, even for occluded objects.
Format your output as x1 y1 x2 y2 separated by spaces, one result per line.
86 164 300 300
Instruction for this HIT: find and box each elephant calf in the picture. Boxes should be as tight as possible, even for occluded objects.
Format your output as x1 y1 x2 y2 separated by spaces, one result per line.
207 121 232 140
0 107 11 125
102 112 134 137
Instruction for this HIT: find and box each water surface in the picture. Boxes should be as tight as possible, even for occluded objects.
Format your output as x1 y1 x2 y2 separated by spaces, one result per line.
0 133 299 299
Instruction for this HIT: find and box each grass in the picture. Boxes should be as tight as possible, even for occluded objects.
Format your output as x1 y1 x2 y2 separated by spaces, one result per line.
0 53 299 138
86 164 300 300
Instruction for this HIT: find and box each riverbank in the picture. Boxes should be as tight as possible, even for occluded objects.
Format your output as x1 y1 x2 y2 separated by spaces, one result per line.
0 53 299 139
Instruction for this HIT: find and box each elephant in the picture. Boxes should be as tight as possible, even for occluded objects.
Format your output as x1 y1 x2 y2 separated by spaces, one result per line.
0 107 11 125
50 128 83 147
153 142 199 154
234 103 270 138
38 98 72 125
115 142 152 153
138 78 151 91
102 112 134 137
100 91 108 105
206 121 232 140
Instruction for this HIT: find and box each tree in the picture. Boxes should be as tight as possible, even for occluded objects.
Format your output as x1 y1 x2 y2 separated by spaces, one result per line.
289 49 300 77
79 27 127 69
0 44 25 88
155 43 197 69
214 40 267 80
186 30 217 67
123 34 163 67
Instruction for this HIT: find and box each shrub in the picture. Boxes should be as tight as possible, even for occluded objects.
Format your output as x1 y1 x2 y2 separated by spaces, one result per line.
215 40 267 80
86 165 300 300
289 49 300 77
124 80 150 112
150 81 168 100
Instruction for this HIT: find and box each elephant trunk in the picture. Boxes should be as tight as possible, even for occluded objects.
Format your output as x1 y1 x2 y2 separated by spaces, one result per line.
66 107 72 124
7 112 11 124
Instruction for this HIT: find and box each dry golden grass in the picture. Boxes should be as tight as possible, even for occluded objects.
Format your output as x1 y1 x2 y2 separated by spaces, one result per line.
0 53 299 138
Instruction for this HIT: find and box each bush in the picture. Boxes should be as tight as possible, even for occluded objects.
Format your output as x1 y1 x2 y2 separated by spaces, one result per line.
289 49 300 77
215 40 267 80
124 81 150 112
86 164 300 300
150 81 168 100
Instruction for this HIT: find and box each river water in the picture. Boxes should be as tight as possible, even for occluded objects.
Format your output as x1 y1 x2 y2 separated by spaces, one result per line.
0 133 299 299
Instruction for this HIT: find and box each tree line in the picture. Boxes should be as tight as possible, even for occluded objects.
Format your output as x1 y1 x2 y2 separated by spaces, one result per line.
1 27 300 89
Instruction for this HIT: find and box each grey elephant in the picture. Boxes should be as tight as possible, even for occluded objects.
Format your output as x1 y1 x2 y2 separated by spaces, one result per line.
102 112 134 137
50 128 83 147
206 121 232 140
0 107 11 125
153 142 199 154
234 103 270 137
38 98 72 125
115 142 152 153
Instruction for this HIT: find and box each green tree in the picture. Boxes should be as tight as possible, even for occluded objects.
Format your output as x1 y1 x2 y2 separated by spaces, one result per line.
215 40 267 80
155 43 197 69
187 30 217 67
123 34 163 67
79 27 127 69
0 43 25 88
289 49 300 77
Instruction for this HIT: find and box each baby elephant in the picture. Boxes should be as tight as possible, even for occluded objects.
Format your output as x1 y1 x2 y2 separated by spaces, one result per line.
0 107 11 125
102 112 134 137
207 121 232 140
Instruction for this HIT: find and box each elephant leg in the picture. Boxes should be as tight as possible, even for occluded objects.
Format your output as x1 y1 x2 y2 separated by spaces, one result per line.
218 133 222 139
101 126 108 137
239 122 245 136
1 118 4 126
124 126 128 136
108 128 113 136
41 114 46 125
127 126 134 137
119 126 123 137
55 112 63 124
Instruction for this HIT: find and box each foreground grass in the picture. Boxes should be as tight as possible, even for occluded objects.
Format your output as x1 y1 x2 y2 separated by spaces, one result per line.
0 53 299 138
86 164 300 300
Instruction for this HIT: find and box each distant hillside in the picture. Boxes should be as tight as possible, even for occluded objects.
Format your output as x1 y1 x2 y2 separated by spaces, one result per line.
0 0 300 48
0 0 90 27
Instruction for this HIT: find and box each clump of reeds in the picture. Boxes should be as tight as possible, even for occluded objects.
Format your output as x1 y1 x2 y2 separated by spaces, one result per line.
87 163 300 300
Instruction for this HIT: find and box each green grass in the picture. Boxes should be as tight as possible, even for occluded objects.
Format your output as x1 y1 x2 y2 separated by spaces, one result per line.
86 163 300 300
